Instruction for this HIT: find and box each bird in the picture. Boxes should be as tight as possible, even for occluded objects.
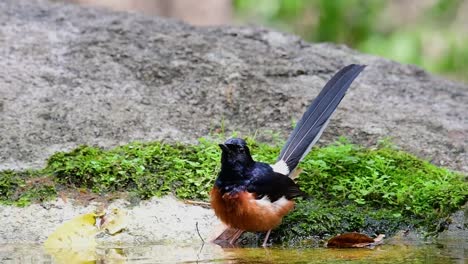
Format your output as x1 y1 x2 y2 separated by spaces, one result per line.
210 64 366 247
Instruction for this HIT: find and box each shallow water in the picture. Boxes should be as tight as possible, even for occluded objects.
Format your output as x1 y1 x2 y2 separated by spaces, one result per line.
1 238 466 264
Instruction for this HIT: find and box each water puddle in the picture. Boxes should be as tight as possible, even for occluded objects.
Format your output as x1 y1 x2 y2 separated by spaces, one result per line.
1 238 466 263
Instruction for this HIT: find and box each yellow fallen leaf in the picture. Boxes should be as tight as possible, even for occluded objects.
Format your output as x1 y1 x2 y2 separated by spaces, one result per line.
101 208 128 235
43 208 128 264
44 212 101 249
44 212 102 263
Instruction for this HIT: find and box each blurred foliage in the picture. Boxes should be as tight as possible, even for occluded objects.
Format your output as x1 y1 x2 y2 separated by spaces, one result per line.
234 0 468 82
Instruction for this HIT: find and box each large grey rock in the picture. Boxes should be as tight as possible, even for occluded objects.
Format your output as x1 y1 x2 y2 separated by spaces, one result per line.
0 0 466 172
0 196 217 244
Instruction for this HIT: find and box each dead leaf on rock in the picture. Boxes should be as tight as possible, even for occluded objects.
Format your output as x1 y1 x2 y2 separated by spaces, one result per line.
326 232 385 248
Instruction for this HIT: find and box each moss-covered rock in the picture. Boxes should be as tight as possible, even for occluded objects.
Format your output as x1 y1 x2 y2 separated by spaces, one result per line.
273 139 467 244
0 137 466 244
0 170 56 206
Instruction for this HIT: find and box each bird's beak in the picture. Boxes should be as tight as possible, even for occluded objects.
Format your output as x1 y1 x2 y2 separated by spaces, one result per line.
218 143 229 152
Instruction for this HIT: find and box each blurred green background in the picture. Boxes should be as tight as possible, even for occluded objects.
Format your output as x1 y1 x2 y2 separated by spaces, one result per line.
62 0 468 83
233 0 468 83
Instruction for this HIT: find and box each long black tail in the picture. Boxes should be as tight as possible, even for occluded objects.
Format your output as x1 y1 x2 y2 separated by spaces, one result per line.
273 64 365 175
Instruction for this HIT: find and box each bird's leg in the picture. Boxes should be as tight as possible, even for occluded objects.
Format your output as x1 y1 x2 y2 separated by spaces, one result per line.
262 229 272 247
229 229 244 245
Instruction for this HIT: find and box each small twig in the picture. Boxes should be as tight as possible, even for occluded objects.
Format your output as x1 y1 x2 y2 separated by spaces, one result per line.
185 200 211 207
196 221 205 243
196 237 205 264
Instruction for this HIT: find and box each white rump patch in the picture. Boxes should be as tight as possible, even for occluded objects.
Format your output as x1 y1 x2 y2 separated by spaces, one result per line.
254 195 272 207
254 196 290 213
272 196 289 210
270 160 290 175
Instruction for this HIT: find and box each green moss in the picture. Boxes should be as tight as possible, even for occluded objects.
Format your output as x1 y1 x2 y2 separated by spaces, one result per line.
272 200 407 247
46 138 220 199
271 139 467 244
298 139 466 218
0 170 56 206
0 137 466 240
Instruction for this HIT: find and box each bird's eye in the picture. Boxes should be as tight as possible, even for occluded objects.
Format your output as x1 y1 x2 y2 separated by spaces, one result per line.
238 147 245 153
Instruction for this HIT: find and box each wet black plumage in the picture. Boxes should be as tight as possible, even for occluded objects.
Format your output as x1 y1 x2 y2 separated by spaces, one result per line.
214 64 366 203
216 138 304 200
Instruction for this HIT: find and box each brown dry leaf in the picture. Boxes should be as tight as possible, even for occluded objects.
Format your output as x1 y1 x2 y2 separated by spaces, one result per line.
327 232 385 248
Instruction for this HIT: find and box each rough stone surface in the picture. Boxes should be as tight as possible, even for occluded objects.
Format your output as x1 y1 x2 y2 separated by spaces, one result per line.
0 196 217 244
0 0 466 172
0 0 466 247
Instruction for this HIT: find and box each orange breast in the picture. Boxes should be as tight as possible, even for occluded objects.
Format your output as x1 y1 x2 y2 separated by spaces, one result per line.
210 187 295 232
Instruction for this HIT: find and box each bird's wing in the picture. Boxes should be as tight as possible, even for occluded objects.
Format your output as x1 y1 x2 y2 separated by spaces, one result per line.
246 173 305 202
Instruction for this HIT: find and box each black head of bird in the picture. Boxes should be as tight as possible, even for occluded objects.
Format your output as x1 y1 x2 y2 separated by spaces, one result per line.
218 138 254 171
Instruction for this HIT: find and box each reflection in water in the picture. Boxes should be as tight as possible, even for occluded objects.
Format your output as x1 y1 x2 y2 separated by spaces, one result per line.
0 239 466 263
